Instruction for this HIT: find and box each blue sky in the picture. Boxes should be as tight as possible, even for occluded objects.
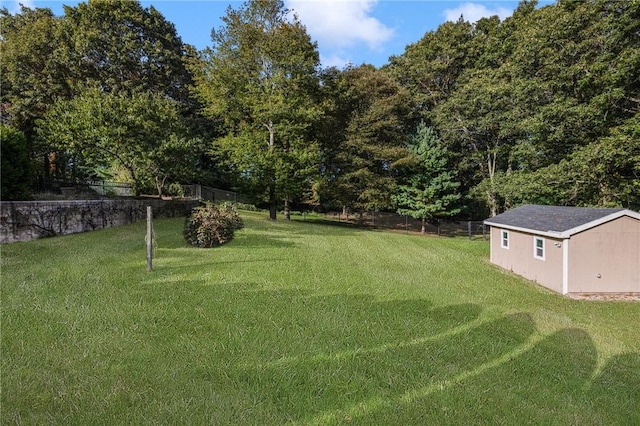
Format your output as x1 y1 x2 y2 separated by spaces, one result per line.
11 0 553 68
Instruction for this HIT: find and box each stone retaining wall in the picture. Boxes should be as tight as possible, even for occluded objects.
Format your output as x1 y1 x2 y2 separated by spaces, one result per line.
0 199 198 243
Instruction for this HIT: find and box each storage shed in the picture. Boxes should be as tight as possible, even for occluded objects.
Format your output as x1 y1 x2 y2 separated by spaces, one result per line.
484 204 640 295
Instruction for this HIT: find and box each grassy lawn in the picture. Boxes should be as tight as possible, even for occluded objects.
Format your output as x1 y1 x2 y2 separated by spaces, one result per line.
2 211 639 424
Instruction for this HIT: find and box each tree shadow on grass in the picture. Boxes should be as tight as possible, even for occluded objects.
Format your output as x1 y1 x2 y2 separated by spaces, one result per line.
99 286 486 424
141 231 295 273
156 289 475 357
12 273 635 425
353 328 640 425
290 216 371 232
228 231 297 249
223 292 484 359
196 214 367 241
194 287 636 425
228 303 532 424
147 253 284 274
154 229 297 251
587 352 640 424
156 287 498 422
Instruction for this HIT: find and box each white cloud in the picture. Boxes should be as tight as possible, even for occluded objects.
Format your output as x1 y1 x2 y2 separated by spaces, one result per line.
320 52 353 69
7 0 36 14
443 2 512 23
286 0 394 50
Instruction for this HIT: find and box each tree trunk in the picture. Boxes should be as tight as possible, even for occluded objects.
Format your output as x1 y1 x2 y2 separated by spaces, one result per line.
267 120 277 220
43 153 51 191
127 166 140 196
155 175 166 198
269 184 277 220
487 150 498 216
487 190 498 217
284 198 291 220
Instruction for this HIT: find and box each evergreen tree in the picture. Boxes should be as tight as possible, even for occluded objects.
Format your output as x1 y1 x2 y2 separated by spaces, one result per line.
394 122 461 233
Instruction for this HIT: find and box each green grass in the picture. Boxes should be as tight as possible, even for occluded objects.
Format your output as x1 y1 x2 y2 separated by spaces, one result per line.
2 211 639 425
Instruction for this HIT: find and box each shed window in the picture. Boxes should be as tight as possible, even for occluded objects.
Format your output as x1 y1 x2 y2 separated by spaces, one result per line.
534 237 545 260
501 230 509 249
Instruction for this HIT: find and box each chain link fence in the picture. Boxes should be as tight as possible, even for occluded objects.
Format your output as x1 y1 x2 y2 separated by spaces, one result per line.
323 211 488 239
182 184 245 203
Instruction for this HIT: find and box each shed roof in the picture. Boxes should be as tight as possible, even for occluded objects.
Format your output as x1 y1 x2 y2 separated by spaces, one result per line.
484 204 639 238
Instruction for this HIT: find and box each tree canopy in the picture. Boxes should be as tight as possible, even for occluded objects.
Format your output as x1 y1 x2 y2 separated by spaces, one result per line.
2 0 637 216
394 122 461 232
38 88 198 196
388 0 640 214
328 64 414 214
1 0 215 195
0 126 32 200
194 0 321 219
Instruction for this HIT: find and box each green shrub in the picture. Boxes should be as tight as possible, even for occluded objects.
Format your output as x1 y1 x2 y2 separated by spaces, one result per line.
183 201 244 247
234 202 258 211
165 182 185 197
1 126 33 200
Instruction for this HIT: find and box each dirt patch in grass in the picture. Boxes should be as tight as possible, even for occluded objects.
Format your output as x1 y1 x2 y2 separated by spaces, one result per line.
567 293 640 302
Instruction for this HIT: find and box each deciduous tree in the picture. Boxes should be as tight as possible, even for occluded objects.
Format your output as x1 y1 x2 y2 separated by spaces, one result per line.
59 0 191 100
38 88 197 196
331 65 414 216
0 126 33 200
1 1 206 191
194 0 321 219
0 6 67 187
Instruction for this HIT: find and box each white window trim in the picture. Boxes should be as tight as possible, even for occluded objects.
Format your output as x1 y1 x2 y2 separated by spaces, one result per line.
534 236 545 260
501 230 509 249
562 239 569 294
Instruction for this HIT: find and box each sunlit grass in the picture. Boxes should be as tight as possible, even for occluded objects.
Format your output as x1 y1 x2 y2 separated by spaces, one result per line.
2 211 638 424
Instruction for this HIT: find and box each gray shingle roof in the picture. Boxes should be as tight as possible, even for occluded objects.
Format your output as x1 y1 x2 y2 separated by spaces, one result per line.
484 204 626 234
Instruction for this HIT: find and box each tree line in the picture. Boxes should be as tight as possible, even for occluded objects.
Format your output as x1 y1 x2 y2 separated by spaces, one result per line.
1 0 638 221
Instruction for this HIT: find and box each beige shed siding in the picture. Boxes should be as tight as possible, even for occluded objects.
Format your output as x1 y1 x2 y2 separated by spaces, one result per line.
568 216 640 293
490 227 564 293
